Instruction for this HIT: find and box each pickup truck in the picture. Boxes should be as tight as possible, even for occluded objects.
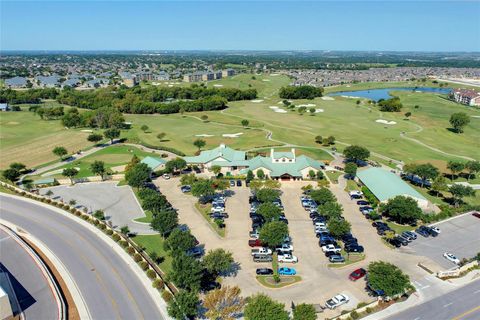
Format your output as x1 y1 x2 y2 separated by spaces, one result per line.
251 247 272 256
325 294 349 309
275 244 294 253
322 244 341 253
248 239 263 247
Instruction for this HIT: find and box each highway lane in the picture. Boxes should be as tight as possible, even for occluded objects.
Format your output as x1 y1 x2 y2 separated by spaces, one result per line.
385 279 480 320
0 194 165 320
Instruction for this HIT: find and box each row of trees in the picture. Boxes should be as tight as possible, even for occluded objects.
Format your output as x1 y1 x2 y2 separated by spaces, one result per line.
278 85 324 100
0 88 58 104
309 188 352 237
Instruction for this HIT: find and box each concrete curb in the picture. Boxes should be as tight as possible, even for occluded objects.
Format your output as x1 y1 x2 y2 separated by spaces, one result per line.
0 220 87 320
0 193 171 320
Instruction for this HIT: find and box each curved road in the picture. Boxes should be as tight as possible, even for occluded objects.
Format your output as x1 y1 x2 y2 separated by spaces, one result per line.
0 194 164 320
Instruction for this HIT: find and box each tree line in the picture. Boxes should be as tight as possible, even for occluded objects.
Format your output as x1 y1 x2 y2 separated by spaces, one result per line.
278 85 324 99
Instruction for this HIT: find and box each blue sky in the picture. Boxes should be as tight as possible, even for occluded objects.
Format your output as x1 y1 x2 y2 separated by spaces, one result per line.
1 1 479 51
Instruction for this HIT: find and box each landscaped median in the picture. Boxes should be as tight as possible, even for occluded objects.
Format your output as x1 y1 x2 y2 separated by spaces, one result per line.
195 202 226 237
328 252 366 268
256 253 302 288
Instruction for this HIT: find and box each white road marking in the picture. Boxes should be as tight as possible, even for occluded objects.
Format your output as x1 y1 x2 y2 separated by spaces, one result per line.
474 289 480 294
413 317 421 320
443 302 453 308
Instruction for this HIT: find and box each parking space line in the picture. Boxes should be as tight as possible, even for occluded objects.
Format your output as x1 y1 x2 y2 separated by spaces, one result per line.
443 302 453 308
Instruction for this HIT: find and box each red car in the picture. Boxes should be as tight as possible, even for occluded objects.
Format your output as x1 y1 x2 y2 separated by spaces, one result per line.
349 268 367 281
472 212 480 219
248 239 263 247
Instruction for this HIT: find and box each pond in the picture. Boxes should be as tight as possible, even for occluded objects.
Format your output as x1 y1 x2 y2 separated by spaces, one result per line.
328 87 451 101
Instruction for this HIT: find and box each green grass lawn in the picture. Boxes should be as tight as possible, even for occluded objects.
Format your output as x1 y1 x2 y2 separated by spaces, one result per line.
29 145 158 179
328 252 365 268
0 107 94 169
131 234 173 274
345 179 361 192
385 221 415 234
326 170 343 183
134 210 154 223
256 275 302 288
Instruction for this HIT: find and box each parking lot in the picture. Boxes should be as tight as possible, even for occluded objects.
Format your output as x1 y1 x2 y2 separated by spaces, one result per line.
400 213 480 269
40 182 155 234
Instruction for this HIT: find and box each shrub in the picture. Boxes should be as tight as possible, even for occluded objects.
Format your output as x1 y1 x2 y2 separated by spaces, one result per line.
46 199 52 204
153 279 164 290
126 246 135 255
139 261 149 270
74 210 82 216
81 215 90 221
162 290 173 303
133 253 143 262
350 311 360 319
119 240 129 248
365 307 373 314
69 208 76 213
357 302 367 308
273 274 280 283
112 234 121 241
98 224 106 230
93 219 100 225
105 229 114 236
146 269 157 279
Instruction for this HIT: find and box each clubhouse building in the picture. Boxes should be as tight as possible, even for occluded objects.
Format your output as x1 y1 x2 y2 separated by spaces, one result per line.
184 144 324 181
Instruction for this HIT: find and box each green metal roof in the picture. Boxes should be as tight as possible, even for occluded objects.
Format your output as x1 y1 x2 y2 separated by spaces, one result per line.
357 167 426 202
33 177 56 185
184 144 246 164
140 156 166 170
272 151 295 159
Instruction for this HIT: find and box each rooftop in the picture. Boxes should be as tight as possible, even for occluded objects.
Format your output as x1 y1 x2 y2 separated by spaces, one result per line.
140 156 166 170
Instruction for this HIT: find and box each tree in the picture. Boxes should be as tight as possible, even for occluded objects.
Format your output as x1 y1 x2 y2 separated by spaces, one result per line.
308 170 316 179
256 169 265 180
141 192 169 213
367 261 411 297
447 161 465 180
93 210 105 220
211 165 222 176
104 128 120 144
156 132 166 141
120 225 130 235
343 145 370 163
316 170 325 180
449 184 475 207
125 163 151 188
408 163 440 187
9 163 26 172
315 135 323 144
309 107 316 115
2 168 21 182
244 294 289 320
327 135 335 145
256 188 281 203
201 115 209 122
87 133 103 144
259 221 289 249
193 139 206 151
62 168 79 184
449 112 470 133
52 146 68 160
169 253 203 291
309 188 335 206
241 119 249 127
165 158 187 173
204 286 245 320
203 248 234 276
164 229 197 254
404 112 412 119
256 202 282 222
298 106 306 115
465 160 480 181
167 290 199 320
90 160 106 180
344 162 358 178
140 124 149 132
151 210 178 237
327 218 351 238
431 176 447 196
191 179 215 198
380 196 422 224
293 303 317 320
125 155 140 173
318 202 343 220
246 170 254 182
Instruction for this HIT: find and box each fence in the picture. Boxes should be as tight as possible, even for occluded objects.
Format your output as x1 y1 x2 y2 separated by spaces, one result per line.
437 260 479 279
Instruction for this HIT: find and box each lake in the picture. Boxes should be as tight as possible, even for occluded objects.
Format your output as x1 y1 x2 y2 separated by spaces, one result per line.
328 87 452 101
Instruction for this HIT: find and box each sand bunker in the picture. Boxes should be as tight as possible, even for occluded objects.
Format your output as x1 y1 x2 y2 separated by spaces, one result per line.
81 129 93 133
251 99 264 103
269 106 279 109
270 74 280 77
274 109 288 113
6 121 19 125
168 85 173 87
111 165 126 173
315 109 324 113
213 84 224 87
222 133 244 138
298 104 316 108
195 134 214 137
321 96 334 101
262 79 271 82
376 119 397 125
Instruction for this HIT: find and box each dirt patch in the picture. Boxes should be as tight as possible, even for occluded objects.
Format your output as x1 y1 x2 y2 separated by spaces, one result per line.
21 237 80 320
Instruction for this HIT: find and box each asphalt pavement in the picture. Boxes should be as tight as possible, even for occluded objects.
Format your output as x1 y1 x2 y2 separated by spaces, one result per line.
0 194 165 320
384 279 480 320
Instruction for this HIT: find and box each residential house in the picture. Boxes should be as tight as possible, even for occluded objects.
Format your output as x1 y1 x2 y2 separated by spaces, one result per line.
222 68 235 77
214 70 223 80
5 76 27 88
36 75 61 88
140 156 167 172
451 89 480 106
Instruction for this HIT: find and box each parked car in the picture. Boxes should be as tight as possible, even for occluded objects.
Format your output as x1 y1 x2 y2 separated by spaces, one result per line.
426 226 439 237
357 200 369 205
325 294 349 309
472 212 480 219
349 268 367 281
180 185 191 193
278 267 297 276
248 239 263 247
430 226 441 234
372 221 387 228
396 236 409 246
350 194 362 200
236 180 242 187
256 268 273 275
388 238 402 248
251 247 272 256
443 252 460 265
345 245 364 253
277 254 298 263
276 244 294 253
229 180 235 187
322 244 341 253
210 213 228 219
162 173 170 180
186 247 204 257
211 206 225 214
401 231 417 241
253 254 272 262
249 230 260 239
328 254 345 263
416 226 430 237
